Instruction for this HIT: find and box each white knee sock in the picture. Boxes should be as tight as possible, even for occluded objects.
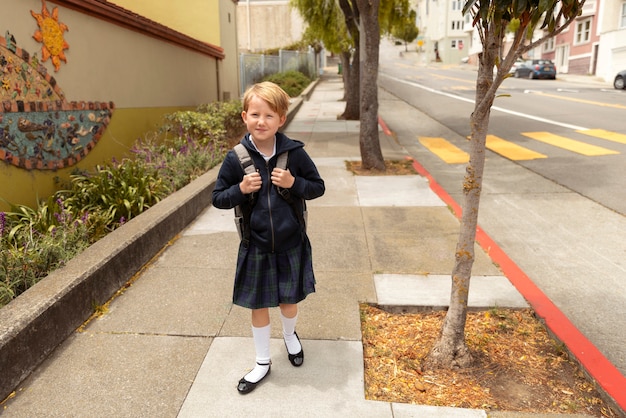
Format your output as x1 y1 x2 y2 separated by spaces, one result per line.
244 324 271 383
280 312 302 355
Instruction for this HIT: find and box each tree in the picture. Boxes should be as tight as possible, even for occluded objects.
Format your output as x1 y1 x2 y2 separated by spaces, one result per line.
425 0 586 370
355 0 386 170
391 8 419 51
292 0 361 120
293 0 416 169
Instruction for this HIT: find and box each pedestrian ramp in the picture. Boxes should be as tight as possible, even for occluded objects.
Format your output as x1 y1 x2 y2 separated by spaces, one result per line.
417 128 623 163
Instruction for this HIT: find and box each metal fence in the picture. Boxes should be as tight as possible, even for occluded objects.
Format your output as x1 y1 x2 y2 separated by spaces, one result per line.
239 48 319 96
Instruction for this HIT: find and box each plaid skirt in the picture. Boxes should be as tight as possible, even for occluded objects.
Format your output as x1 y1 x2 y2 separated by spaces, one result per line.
233 238 316 309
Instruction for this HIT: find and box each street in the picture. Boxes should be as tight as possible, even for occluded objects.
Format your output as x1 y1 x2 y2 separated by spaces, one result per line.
378 40 626 216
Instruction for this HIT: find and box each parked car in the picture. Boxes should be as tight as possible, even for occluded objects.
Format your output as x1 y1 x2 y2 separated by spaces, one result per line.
514 59 557 79
614 70 626 89
508 58 526 75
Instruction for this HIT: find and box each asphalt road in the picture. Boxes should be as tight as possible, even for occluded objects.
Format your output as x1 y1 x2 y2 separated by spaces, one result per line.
378 41 626 216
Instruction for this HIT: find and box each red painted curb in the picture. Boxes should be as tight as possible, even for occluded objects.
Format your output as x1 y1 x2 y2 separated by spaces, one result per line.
408 150 626 411
378 116 392 136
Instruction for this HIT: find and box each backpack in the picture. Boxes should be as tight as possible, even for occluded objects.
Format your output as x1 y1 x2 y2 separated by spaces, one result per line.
232 143 307 247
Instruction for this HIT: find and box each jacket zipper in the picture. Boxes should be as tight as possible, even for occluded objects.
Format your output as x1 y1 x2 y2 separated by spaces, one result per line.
265 161 275 252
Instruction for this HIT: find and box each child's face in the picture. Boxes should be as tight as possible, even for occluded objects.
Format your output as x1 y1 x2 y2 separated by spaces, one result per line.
242 95 286 143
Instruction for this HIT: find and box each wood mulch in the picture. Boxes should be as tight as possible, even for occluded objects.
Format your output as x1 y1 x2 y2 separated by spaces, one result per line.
361 304 617 417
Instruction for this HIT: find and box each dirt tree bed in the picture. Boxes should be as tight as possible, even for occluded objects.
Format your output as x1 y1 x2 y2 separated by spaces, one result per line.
360 305 617 416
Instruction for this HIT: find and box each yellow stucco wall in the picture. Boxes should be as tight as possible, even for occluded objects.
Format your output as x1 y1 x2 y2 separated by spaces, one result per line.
111 0 221 46
0 0 237 211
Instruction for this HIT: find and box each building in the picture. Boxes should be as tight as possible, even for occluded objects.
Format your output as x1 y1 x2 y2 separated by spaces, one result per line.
237 0 305 52
414 0 471 64
542 0 600 75
596 0 626 81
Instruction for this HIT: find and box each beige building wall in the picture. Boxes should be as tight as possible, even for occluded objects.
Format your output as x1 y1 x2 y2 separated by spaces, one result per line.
237 1 304 52
218 0 241 100
111 0 240 100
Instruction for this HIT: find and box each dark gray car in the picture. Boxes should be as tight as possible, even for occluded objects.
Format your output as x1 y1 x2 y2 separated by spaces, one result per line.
614 70 626 89
514 59 557 79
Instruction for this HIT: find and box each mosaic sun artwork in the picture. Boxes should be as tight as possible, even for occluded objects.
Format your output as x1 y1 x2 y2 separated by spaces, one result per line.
31 0 69 72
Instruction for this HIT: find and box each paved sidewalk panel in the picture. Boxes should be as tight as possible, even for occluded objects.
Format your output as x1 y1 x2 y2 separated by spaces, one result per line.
178 338 391 418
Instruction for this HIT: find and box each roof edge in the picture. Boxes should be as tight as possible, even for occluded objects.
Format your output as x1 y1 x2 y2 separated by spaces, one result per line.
49 0 226 59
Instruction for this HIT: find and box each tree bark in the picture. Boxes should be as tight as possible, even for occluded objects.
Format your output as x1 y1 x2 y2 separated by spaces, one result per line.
337 0 360 121
340 50 360 120
355 0 385 171
425 27 500 371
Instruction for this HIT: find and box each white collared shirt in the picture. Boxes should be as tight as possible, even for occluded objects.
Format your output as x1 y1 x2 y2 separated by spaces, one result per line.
250 135 276 162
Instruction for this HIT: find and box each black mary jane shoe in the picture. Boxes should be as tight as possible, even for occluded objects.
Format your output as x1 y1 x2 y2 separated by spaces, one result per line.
237 363 271 395
285 332 304 367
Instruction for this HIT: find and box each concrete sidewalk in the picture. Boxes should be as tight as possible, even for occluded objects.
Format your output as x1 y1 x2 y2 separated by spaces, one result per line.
0 72 621 417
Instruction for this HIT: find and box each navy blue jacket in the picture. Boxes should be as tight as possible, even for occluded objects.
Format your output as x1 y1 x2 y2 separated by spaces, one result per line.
212 132 325 252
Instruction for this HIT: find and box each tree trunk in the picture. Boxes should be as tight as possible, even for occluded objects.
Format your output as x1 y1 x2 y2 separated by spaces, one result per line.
356 0 385 171
425 29 500 371
340 50 360 120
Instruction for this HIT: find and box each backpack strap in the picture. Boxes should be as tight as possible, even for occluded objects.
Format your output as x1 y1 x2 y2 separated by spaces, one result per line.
234 143 256 175
276 151 288 171
233 144 257 247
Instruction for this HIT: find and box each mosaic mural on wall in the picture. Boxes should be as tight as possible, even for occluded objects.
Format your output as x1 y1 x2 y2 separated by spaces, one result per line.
0 28 114 170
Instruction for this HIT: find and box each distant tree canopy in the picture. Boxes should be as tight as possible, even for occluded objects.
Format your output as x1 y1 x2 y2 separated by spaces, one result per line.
391 9 419 49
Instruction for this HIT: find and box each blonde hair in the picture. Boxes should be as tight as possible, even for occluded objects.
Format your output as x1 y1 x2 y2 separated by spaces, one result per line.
242 81 290 117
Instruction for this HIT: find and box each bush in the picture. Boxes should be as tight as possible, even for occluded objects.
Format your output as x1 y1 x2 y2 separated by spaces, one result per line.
262 71 312 97
1 199 90 306
162 100 245 147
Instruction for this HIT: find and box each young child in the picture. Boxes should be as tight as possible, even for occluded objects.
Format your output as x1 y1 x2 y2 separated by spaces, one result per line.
212 81 325 394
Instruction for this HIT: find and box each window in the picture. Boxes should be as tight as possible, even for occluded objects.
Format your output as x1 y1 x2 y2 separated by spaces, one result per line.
543 36 555 52
451 20 464 30
574 18 591 45
621 2 626 28
450 39 464 49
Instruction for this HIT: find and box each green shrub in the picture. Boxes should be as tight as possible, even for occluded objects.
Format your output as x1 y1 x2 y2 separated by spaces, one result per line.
1 199 90 306
61 159 169 230
262 71 312 97
163 100 244 146
131 133 227 192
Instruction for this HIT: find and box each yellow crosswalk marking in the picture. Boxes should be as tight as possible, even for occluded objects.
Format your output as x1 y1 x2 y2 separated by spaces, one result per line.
486 135 547 160
521 132 620 156
576 129 626 145
418 137 469 163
